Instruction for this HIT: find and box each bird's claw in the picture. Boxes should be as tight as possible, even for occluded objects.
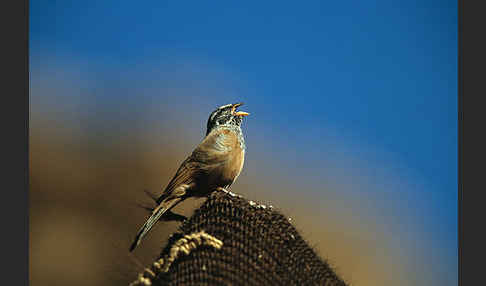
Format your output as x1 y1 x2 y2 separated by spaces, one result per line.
216 187 229 193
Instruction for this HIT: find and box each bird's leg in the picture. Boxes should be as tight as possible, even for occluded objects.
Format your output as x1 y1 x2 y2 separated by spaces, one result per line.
216 186 229 193
215 186 242 198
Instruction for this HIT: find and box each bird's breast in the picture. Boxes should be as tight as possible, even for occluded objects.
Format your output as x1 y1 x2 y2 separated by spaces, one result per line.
205 128 246 187
221 130 245 182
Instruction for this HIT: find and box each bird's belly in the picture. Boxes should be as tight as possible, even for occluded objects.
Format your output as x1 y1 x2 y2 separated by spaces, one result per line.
207 149 245 189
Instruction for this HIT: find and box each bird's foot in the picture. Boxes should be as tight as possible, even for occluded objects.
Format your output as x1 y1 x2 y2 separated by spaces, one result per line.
216 187 229 193
215 187 242 198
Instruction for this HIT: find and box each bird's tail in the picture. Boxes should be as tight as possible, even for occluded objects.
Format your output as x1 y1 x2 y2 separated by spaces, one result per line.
129 198 181 252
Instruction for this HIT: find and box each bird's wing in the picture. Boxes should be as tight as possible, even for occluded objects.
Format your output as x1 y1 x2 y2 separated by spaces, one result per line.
155 157 200 204
157 128 237 203
130 129 239 251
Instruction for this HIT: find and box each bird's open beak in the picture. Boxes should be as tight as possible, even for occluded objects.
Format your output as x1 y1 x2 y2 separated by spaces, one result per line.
232 103 249 116
235 111 249 116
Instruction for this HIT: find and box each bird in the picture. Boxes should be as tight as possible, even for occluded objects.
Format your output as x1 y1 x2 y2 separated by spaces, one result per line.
129 103 249 252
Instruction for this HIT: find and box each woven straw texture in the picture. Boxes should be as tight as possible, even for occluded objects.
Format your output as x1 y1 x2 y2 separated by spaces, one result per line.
132 191 348 286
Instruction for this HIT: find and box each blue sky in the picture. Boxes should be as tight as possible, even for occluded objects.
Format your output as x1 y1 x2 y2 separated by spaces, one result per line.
30 1 457 284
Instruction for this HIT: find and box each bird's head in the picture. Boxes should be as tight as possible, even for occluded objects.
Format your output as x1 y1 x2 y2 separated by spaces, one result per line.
206 103 249 135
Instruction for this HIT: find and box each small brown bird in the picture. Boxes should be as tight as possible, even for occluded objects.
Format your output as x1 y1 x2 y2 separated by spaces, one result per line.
129 103 249 251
